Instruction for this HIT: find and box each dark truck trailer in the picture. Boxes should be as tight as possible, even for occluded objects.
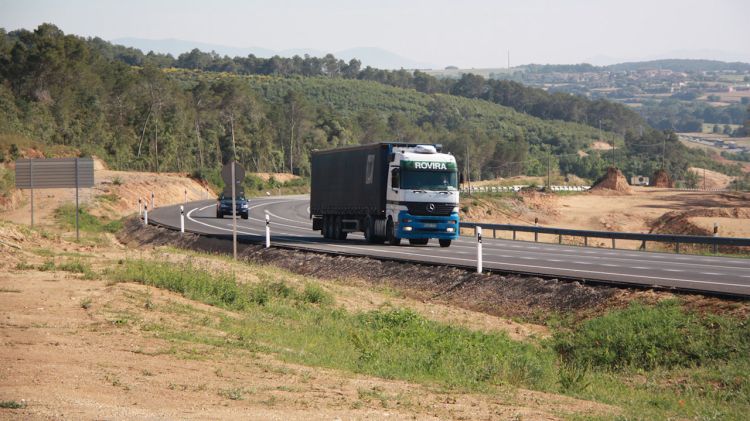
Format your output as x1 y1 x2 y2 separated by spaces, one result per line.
310 142 460 246
310 143 389 220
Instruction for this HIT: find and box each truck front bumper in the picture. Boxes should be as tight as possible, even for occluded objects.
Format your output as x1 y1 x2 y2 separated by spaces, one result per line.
395 211 459 240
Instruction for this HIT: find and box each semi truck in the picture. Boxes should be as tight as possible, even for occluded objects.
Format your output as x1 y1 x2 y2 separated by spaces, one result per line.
310 142 460 247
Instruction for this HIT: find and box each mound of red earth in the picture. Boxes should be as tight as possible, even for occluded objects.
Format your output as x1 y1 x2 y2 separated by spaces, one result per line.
650 207 750 253
590 167 632 194
650 169 673 188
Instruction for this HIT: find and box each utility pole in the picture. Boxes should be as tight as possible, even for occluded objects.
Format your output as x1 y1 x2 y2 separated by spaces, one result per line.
661 135 666 170
465 143 472 194
704 167 707 191
547 145 551 188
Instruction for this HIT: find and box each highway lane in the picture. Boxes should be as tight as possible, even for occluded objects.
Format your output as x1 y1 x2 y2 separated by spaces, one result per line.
148 195 750 297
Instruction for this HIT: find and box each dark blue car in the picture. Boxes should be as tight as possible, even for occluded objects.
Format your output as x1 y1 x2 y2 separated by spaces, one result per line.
216 193 249 219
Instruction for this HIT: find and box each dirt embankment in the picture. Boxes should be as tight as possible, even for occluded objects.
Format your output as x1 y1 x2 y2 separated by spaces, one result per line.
120 218 648 322
0 158 216 225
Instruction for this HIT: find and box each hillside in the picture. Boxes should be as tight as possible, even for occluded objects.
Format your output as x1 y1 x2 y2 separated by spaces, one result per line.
0 24 742 185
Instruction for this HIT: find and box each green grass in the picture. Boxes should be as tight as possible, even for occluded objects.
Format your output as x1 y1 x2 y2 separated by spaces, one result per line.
0 400 26 409
554 300 750 371
105 259 750 419
54 203 123 234
107 259 558 392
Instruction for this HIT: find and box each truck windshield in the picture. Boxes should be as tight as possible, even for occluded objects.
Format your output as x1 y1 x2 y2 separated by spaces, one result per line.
401 170 458 191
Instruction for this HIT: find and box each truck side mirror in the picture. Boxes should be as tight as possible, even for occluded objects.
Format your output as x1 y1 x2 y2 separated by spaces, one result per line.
391 168 400 189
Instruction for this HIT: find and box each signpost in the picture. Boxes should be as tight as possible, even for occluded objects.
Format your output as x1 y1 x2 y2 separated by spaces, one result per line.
221 161 245 260
15 157 94 241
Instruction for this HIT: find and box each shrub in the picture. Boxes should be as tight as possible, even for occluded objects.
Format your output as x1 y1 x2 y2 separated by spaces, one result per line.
554 300 750 371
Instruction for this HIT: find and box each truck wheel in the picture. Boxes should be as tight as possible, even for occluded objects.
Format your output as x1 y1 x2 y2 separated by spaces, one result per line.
364 216 381 243
409 238 429 246
439 239 452 247
386 219 401 246
322 215 331 238
334 216 347 240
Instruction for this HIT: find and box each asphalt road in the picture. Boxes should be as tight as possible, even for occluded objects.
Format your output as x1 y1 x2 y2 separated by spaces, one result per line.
148 195 750 297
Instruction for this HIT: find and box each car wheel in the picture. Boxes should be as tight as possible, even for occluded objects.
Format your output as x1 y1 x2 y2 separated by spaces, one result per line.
241 213 248 220
439 239 451 248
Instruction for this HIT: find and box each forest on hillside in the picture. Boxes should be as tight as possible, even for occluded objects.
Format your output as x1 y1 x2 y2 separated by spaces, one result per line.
0 24 742 185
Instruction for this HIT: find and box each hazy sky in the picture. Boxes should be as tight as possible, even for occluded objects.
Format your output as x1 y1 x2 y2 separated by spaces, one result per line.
1 0 749 67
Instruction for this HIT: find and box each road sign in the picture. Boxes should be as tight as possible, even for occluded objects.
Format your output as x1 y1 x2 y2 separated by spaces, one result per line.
221 162 245 197
15 157 94 188
14 157 94 239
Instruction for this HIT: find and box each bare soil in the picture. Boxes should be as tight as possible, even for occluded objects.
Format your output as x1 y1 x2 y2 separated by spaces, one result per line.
0 220 623 420
1 158 215 226
463 188 750 248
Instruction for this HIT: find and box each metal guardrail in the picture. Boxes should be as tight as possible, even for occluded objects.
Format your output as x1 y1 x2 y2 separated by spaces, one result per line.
459 221 750 253
460 185 591 193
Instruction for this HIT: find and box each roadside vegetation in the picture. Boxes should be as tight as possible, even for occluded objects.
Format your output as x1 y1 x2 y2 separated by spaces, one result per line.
96 257 750 420
53 204 123 234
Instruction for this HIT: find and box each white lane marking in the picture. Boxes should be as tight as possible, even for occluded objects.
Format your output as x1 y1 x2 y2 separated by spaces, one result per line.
632 267 651 270
447 239 750 271
701 272 723 276
184 199 750 290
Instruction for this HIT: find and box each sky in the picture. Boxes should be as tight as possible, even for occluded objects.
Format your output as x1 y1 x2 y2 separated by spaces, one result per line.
1 0 749 67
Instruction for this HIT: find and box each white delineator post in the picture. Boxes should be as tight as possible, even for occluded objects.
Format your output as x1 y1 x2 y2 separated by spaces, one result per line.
476 226 483 274
144 204 148 226
265 213 271 248
180 205 185 234
138 198 142 216
151 191 155 209
184 189 187 204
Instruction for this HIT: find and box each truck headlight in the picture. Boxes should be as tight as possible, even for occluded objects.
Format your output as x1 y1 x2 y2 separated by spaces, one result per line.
403 226 413 232
446 227 455 233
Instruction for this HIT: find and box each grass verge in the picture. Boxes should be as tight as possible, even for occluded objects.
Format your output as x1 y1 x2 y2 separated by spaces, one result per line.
103 258 750 420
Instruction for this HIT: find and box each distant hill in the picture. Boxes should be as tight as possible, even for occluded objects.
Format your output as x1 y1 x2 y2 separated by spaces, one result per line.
605 59 750 73
112 37 433 69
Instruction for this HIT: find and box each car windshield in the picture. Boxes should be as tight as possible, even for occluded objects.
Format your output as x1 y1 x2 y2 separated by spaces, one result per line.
220 195 246 201
401 170 458 191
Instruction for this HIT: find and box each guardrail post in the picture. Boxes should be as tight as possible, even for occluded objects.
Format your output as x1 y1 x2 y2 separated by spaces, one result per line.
180 205 184 234
713 223 719 254
584 236 588 247
534 218 538 242
476 226 483 274
512 230 516 241
611 238 616 249
558 234 562 244
144 205 148 226
265 213 271 248
493 228 496 239
675 241 680 254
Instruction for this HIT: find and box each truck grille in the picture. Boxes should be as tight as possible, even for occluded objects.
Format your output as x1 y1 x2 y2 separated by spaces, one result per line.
405 202 455 216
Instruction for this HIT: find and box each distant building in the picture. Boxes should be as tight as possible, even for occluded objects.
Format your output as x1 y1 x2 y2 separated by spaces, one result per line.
630 175 649 186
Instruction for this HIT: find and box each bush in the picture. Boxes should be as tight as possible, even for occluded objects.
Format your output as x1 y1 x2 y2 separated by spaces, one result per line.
554 300 750 371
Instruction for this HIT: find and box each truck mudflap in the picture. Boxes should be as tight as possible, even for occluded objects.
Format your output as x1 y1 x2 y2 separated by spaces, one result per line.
395 210 459 240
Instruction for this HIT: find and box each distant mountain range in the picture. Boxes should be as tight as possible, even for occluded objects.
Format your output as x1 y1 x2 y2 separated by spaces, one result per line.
112 37 434 70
